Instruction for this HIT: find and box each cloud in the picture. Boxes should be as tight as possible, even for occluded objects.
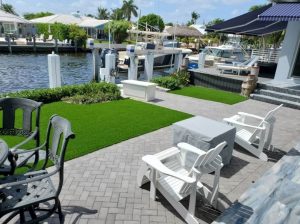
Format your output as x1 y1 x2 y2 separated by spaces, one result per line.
231 9 240 16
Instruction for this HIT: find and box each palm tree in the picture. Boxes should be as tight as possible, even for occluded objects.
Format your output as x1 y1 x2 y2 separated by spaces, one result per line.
1 3 18 15
97 7 110 20
191 11 200 24
110 8 124 20
121 0 138 21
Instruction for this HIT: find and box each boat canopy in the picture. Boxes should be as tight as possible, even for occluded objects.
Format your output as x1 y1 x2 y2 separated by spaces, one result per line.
258 3 300 21
205 4 288 36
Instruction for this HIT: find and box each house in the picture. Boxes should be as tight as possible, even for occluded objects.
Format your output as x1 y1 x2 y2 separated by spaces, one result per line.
30 13 110 39
0 9 34 38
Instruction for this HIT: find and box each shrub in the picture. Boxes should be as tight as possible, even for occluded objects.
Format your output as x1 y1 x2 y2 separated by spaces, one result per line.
171 70 190 86
151 76 181 90
151 70 190 90
2 83 121 104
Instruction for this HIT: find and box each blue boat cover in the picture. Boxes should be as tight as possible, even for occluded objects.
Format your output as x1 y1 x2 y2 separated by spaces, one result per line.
258 3 300 21
206 4 288 36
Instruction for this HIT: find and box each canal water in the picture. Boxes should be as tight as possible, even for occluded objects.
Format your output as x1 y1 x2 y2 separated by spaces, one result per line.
0 53 94 94
0 53 170 94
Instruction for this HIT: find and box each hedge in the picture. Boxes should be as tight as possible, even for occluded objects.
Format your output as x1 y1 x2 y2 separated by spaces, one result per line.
1 83 121 104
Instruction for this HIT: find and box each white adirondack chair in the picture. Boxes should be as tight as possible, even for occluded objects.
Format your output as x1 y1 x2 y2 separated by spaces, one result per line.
137 142 226 224
223 104 282 161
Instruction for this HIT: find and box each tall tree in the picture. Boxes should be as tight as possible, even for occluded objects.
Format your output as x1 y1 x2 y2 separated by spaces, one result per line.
97 7 110 20
110 8 124 20
138 14 164 32
206 18 227 43
191 11 200 24
23 12 53 20
0 3 18 15
249 4 267 12
121 0 138 21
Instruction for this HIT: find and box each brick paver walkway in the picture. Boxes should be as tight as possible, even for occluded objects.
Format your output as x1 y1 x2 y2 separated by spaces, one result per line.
3 91 300 224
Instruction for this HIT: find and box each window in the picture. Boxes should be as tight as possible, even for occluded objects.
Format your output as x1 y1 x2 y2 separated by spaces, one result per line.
3 23 16 34
221 50 232 58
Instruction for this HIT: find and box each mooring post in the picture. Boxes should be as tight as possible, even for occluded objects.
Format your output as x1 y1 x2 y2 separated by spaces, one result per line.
198 52 206 69
174 52 183 72
105 53 116 83
55 39 58 53
126 45 138 80
75 39 78 53
33 35 36 53
48 52 62 88
144 52 154 81
7 35 12 54
92 48 100 82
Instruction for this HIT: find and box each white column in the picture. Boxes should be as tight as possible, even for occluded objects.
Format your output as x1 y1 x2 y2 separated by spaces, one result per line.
105 53 116 83
274 21 300 81
144 53 154 81
174 52 183 71
198 52 206 69
48 52 61 88
126 45 138 80
128 55 138 80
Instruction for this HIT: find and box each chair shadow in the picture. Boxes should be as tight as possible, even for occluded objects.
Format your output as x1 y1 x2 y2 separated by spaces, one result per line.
234 143 286 163
62 205 98 224
220 155 249 178
141 182 233 224
4 203 98 224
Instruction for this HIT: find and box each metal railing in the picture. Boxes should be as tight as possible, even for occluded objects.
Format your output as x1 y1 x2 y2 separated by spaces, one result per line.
251 48 281 63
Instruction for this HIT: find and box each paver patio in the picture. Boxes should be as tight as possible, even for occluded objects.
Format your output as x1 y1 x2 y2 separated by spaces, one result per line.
2 91 300 224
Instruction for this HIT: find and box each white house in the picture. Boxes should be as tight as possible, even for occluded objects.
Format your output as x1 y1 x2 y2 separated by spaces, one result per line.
30 13 110 39
0 9 34 38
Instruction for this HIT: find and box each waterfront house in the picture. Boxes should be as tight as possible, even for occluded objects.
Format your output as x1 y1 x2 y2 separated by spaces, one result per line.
0 9 34 38
30 13 110 40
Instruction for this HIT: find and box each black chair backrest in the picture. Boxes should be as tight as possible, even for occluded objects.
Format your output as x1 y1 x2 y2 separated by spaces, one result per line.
0 98 42 139
43 115 75 195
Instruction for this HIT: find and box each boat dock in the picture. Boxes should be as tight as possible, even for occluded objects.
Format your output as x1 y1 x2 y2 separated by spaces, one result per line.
189 67 272 93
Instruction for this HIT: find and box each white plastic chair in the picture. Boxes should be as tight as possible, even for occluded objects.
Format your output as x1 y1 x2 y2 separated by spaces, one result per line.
137 142 226 224
223 104 282 161
217 56 259 75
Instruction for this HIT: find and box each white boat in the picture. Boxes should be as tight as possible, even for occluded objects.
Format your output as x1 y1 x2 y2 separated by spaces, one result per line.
118 41 192 72
188 42 247 67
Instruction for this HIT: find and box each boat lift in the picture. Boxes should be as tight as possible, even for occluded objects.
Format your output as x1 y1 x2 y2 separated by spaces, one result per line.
125 45 184 81
92 45 185 84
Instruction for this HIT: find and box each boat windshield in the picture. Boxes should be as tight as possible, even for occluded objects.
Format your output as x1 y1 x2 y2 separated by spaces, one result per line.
203 48 232 58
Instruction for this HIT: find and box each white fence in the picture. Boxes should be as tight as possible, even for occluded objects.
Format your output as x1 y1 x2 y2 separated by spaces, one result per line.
251 48 281 64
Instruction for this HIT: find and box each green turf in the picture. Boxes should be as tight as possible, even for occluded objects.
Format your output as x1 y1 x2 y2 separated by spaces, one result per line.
170 86 247 105
0 99 192 162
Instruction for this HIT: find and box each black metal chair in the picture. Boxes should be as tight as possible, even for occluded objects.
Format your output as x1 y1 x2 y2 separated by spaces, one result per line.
0 97 42 173
0 115 75 224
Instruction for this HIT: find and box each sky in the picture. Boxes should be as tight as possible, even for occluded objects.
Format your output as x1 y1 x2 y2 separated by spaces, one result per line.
9 0 269 24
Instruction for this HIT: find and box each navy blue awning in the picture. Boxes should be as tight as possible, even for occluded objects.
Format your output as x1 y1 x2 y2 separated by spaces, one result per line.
258 3 300 21
206 4 288 36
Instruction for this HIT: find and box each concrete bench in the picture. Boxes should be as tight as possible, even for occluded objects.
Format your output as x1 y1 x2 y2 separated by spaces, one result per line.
121 80 157 102
213 143 300 224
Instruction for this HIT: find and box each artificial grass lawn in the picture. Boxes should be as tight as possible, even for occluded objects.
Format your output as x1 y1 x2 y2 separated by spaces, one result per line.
0 99 192 162
170 86 247 105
